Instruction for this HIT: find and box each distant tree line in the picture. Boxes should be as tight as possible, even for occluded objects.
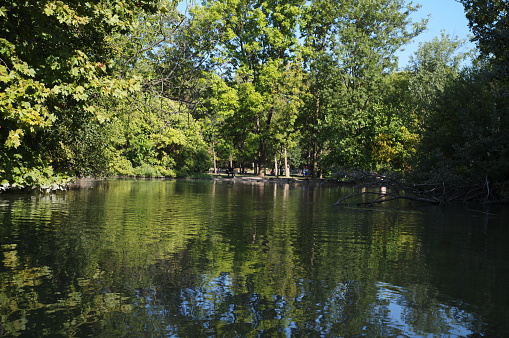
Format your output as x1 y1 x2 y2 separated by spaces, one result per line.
0 0 507 199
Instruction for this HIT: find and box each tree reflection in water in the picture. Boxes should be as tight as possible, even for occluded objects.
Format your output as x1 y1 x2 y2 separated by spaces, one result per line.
0 179 506 336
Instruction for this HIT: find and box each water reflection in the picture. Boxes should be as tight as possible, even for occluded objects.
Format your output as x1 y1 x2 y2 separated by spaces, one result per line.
372 282 476 336
0 179 507 336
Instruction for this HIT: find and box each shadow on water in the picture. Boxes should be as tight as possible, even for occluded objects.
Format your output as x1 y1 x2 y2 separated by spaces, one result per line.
0 179 507 336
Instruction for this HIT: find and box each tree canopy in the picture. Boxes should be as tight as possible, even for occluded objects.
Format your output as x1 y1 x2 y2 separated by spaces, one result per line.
459 0 509 70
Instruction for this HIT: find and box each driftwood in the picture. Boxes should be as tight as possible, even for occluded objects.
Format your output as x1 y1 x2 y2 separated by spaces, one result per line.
334 171 500 206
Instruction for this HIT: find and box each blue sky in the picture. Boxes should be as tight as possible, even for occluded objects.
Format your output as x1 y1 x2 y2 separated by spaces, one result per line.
397 0 475 68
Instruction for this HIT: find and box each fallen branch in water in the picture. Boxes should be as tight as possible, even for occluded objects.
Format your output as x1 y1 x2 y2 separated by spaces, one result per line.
334 171 501 206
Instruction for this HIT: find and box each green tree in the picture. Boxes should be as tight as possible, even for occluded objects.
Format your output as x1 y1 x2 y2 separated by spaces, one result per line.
406 33 481 182
459 0 509 70
192 0 305 176
300 0 425 176
0 0 160 187
197 72 240 172
453 0 509 196
104 5 214 177
413 66 509 195
407 32 469 111
268 61 306 177
403 33 470 177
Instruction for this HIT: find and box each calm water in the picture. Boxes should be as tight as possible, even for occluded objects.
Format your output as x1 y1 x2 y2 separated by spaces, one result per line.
0 179 508 337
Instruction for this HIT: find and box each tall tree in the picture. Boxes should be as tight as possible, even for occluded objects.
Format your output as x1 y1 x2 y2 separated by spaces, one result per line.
409 33 509 192
300 0 425 176
104 4 216 177
407 32 469 114
456 0 509 196
192 0 305 176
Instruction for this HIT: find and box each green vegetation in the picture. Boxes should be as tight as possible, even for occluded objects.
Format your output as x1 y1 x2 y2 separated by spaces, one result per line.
1 0 508 199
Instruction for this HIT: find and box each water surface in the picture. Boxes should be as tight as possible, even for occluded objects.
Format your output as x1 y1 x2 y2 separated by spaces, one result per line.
0 179 507 336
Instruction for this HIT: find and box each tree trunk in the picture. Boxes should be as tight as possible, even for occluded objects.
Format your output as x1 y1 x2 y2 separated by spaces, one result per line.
257 139 266 177
213 146 217 174
311 141 321 178
284 147 290 178
274 154 278 177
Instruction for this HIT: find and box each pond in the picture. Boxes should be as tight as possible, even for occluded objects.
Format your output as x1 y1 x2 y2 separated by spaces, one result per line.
0 179 508 336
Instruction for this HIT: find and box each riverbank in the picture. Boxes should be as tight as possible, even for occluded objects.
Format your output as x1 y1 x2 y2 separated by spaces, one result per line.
209 173 347 186
0 174 343 194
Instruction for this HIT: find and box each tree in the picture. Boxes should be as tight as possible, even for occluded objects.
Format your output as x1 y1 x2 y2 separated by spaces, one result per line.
192 0 305 176
453 0 509 197
197 72 240 173
404 33 470 177
404 31 509 195
407 32 469 111
0 0 160 187
406 33 469 174
268 61 306 177
300 0 425 175
458 0 509 71
104 4 216 177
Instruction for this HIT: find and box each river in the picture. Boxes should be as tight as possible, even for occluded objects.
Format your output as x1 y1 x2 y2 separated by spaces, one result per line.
0 179 507 336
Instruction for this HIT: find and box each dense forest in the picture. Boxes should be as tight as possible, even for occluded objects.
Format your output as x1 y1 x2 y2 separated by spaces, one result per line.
0 0 508 199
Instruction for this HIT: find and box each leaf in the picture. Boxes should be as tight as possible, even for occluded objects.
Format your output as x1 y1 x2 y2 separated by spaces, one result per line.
43 6 54 16
72 85 88 100
5 129 24 148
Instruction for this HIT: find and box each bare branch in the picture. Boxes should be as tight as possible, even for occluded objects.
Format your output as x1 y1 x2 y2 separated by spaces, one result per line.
333 170 503 206
123 14 187 66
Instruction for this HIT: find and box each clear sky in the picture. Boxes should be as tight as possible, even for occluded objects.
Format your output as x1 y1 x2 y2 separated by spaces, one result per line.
397 0 475 68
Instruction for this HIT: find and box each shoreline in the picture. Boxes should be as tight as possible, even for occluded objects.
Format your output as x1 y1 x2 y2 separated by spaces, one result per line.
209 174 344 186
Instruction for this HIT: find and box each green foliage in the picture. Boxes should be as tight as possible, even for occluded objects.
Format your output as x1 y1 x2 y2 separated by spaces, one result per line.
459 0 509 70
193 0 305 175
300 0 425 175
0 0 218 186
407 34 492 182
106 94 211 177
407 32 470 111
175 148 212 177
1 0 506 198
0 150 71 191
103 4 215 178
414 67 509 190
0 0 161 187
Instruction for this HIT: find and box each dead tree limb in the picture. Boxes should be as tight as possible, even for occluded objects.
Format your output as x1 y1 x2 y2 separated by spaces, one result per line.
334 170 502 206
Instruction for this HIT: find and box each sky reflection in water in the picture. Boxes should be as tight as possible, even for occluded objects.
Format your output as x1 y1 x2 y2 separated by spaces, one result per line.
0 179 507 336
